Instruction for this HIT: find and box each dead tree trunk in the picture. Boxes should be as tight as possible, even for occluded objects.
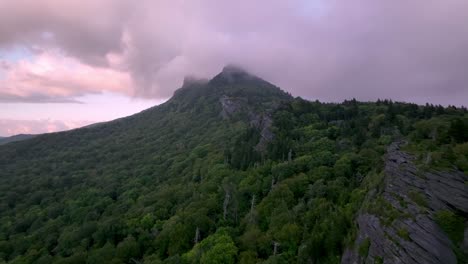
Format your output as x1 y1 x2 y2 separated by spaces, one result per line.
250 194 256 214
194 227 200 244
249 194 256 223
273 241 280 256
223 191 231 220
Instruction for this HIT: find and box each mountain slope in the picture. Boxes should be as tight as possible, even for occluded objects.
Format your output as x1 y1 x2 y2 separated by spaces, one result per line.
0 67 467 264
0 134 36 146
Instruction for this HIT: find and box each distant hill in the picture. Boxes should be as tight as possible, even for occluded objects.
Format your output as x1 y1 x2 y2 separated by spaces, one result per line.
0 134 36 145
0 66 467 263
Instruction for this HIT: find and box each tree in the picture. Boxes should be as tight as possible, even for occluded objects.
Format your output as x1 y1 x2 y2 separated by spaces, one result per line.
116 236 140 261
448 118 468 143
183 229 237 264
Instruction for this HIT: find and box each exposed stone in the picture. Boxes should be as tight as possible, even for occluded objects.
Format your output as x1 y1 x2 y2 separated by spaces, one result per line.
219 95 248 119
219 95 276 153
342 141 468 264
252 114 273 152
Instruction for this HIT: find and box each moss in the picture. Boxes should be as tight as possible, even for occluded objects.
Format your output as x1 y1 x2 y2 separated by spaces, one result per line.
434 210 464 245
435 210 467 263
358 238 371 258
374 256 384 264
391 193 408 208
408 190 428 208
343 225 359 248
366 196 407 226
397 228 410 241
415 169 427 180
384 231 400 247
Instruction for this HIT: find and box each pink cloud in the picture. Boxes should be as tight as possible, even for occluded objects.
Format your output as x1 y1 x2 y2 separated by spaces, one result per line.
0 119 93 136
0 51 133 102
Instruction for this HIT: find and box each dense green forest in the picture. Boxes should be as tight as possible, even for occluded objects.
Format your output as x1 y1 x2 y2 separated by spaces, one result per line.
0 68 467 263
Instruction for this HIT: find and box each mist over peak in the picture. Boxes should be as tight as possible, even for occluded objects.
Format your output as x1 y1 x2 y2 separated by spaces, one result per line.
1 1 467 106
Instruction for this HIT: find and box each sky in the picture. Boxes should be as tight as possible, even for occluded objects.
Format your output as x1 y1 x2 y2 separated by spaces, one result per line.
0 0 467 136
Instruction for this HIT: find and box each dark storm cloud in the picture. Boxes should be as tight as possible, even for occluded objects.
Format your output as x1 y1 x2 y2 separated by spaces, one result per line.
0 0 467 105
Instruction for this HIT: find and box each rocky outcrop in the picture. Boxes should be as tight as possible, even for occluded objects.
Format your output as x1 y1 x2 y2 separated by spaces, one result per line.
342 142 468 264
220 96 248 119
251 114 273 152
219 95 275 153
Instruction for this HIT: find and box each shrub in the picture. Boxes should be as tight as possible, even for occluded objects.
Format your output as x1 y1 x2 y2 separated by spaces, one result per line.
397 228 410 241
408 191 427 208
358 238 371 258
434 210 464 245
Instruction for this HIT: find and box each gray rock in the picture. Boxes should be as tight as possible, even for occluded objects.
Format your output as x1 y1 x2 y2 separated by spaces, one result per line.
342 141 468 264
219 95 275 153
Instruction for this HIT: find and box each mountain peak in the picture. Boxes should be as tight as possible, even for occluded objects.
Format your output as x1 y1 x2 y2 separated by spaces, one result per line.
171 65 292 110
221 64 248 74
210 64 256 85
182 75 208 88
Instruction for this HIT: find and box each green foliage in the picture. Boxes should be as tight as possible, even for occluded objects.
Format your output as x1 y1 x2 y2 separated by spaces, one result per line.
374 256 384 264
448 118 468 143
397 228 410 241
434 210 465 245
358 238 370 258
407 115 468 171
116 236 140 261
183 228 237 264
408 191 428 208
366 196 405 226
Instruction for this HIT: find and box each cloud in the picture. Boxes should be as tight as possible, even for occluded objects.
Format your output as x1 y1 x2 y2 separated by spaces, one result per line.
0 119 93 136
0 0 467 105
0 0 129 66
0 51 132 102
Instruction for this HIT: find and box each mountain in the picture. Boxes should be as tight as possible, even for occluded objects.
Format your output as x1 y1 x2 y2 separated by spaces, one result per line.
0 134 36 145
0 66 467 264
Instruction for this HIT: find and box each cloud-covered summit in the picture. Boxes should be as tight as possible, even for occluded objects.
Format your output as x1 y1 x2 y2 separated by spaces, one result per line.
1 0 467 105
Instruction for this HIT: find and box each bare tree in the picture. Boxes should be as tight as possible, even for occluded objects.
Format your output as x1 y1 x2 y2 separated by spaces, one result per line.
273 241 280 256
250 194 256 214
223 189 231 220
194 226 201 244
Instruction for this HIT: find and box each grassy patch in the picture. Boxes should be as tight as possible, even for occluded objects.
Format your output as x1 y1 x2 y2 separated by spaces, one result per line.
408 190 427 208
374 256 384 264
391 193 408 208
397 228 410 241
366 196 407 226
358 238 371 258
415 168 428 180
434 210 464 245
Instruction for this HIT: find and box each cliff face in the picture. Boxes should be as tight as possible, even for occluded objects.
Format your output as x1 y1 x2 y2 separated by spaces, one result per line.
219 95 274 152
343 142 468 264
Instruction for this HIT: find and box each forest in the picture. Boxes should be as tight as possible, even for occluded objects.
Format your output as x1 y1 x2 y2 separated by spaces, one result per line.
0 69 467 263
